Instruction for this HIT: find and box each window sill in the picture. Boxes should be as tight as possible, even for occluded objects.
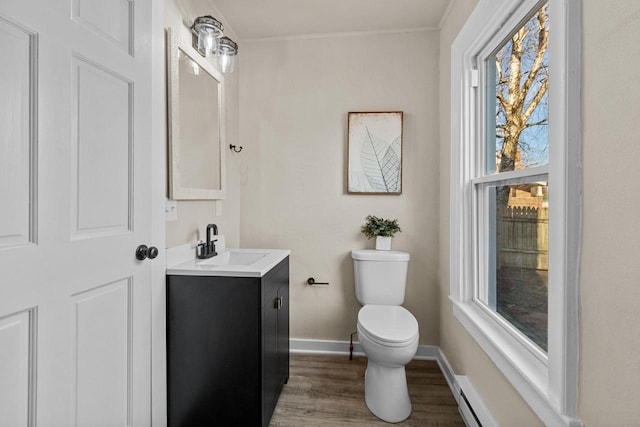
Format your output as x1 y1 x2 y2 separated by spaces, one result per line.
451 298 581 427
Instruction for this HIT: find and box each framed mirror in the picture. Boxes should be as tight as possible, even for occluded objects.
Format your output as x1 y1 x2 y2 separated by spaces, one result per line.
167 27 225 200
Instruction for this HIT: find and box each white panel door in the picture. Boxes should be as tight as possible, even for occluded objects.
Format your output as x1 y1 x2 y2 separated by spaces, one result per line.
0 0 161 425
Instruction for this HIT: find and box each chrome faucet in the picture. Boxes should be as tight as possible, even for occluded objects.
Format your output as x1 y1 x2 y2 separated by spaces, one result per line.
197 224 218 259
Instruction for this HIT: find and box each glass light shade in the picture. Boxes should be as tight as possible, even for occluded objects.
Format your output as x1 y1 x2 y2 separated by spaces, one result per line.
217 37 238 73
218 53 235 73
191 15 223 57
197 28 218 56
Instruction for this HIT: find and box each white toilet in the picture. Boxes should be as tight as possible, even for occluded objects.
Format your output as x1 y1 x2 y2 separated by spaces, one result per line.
352 249 419 423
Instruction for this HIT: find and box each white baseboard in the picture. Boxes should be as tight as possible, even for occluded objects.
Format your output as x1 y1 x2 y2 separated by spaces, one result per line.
435 347 458 400
289 339 496 427
456 375 498 427
289 338 439 360
290 338 363 356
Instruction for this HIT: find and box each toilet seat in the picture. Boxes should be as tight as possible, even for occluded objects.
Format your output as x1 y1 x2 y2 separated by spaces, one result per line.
357 305 418 347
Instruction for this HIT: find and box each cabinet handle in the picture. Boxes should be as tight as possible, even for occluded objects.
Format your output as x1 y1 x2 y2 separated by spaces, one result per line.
274 297 282 310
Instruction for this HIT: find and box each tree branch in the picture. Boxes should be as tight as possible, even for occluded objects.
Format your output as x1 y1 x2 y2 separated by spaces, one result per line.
495 55 504 86
521 7 549 97
524 118 548 129
523 79 548 123
496 92 508 111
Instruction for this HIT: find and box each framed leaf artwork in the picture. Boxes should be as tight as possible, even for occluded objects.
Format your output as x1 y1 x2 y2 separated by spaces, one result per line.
347 111 403 194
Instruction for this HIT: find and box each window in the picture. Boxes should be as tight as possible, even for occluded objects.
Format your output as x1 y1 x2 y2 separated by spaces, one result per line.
450 0 581 425
477 3 550 354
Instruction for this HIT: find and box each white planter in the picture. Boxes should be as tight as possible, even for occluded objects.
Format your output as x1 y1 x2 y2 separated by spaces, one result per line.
375 236 392 251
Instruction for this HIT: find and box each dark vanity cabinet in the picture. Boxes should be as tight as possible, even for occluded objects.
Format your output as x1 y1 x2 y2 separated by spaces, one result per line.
167 257 289 427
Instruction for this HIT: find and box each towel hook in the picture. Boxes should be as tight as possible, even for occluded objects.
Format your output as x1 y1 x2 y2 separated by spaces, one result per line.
229 144 243 153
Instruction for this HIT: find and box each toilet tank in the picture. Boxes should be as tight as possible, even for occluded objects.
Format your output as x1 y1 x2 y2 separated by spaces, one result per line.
352 250 410 305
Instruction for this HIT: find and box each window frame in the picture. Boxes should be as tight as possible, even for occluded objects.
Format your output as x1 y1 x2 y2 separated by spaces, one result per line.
449 0 582 426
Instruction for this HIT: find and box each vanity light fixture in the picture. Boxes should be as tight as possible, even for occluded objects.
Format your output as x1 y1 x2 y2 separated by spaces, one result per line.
191 15 238 74
191 15 224 57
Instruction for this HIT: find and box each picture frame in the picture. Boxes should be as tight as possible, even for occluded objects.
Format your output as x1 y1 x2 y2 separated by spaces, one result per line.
347 111 403 194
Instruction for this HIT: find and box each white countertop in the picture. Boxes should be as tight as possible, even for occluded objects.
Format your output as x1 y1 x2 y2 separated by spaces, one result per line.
166 239 290 278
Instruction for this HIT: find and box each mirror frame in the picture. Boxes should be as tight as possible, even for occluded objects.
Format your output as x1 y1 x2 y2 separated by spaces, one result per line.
167 27 225 200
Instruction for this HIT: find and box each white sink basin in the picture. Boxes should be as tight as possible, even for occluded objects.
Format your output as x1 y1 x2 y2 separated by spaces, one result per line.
166 246 290 278
196 251 267 266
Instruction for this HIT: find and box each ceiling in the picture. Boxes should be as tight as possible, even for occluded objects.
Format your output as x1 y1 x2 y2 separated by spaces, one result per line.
211 0 453 41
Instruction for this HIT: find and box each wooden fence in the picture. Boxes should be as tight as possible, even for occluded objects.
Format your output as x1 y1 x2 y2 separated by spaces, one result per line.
497 206 548 270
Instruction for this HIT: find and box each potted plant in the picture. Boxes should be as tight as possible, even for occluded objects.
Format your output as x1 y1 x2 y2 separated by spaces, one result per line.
361 215 402 250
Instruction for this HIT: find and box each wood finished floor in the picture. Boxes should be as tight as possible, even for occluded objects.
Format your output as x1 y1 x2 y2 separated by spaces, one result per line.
269 355 466 426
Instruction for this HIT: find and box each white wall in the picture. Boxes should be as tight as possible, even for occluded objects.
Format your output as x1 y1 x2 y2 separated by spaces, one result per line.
439 0 640 425
579 1 640 424
238 31 441 344
164 0 241 248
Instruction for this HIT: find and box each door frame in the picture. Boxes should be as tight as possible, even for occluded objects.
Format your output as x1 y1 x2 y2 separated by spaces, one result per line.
150 0 167 424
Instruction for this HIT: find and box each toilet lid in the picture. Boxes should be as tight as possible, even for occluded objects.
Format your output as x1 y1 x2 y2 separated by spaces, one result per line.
357 305 418 344
351 249 410 262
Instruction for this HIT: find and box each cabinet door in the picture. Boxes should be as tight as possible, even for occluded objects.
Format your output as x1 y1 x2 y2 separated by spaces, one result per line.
277 282 290 385
262 284 279 426
167 275 262 427
261 257 289 426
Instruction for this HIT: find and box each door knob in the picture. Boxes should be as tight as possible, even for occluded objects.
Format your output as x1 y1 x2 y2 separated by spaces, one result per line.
136 244 158 261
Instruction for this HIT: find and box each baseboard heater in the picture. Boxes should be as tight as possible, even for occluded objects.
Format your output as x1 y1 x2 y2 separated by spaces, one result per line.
455 375 497 427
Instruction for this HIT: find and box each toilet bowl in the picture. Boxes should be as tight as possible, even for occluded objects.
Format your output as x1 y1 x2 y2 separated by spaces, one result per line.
351 249 419 422
357 304 419 423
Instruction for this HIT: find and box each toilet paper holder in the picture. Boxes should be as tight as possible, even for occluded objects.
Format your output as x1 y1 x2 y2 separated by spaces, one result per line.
307 277 329 286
